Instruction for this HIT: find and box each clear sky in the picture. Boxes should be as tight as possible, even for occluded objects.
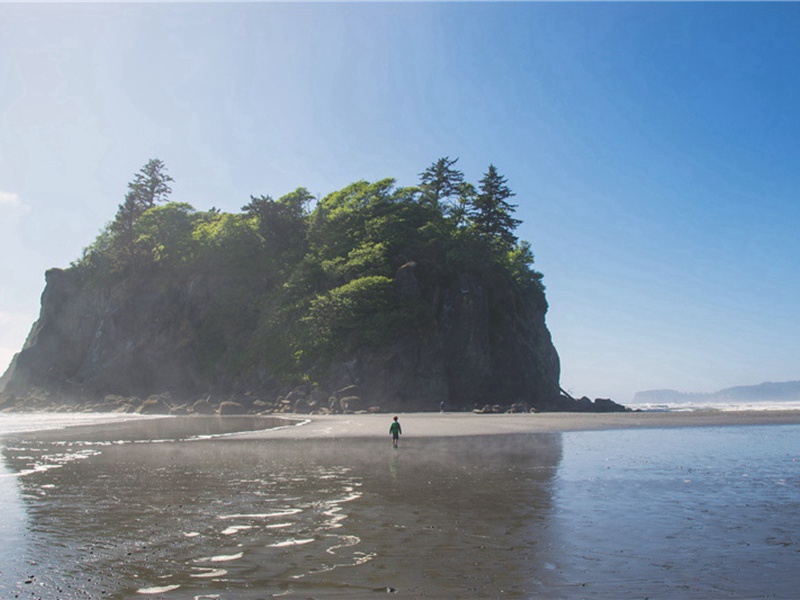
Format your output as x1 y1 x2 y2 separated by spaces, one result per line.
2 2 799 403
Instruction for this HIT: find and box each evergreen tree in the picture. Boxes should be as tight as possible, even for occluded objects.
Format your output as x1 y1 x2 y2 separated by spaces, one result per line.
419 156 465 207
108 192 141 268
128 158 174 210
108 159 174 271
469 164 521 249
449 181 476 228
242 188 313 272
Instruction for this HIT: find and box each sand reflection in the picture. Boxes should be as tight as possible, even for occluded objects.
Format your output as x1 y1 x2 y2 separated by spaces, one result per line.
1 420 564 599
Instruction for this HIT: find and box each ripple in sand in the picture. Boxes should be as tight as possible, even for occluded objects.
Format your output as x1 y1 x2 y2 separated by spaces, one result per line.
269 538 315 548
221 525 253 535
218 509 302 519
195 552 244 562
137 584 181 594
325 534 360 555
190 567 228 578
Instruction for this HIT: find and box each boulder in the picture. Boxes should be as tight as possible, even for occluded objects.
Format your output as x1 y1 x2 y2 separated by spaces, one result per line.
218 401 246 415
137 395 172 414
293 397 312 414
191 397 216 414
339 395 360 413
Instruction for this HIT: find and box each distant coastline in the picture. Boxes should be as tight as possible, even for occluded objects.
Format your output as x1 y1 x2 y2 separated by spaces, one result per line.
631 380 800 412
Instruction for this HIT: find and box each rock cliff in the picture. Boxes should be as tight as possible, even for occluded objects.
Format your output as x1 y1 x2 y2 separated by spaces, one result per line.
0 262 622 414
0 164 629 415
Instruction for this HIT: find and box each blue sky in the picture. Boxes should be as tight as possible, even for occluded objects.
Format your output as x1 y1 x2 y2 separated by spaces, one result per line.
1 2 799 403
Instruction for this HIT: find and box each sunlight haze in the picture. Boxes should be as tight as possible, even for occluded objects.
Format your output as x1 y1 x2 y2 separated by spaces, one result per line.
2 2 799 403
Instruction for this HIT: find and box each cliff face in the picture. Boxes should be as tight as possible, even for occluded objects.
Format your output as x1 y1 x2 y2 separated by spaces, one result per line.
1 268 208 401
0 263 568 413
323 270 562 411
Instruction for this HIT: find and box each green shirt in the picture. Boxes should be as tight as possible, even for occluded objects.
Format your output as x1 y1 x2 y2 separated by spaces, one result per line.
389 421 402 436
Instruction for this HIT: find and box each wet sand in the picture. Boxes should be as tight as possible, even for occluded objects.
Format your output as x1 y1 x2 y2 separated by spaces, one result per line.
235 408 800 440
3 411 800 598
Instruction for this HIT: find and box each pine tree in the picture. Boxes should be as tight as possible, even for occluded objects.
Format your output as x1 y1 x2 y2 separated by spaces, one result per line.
469 164 521 249
128 158 174 210
242 188 313 271
419 156 465 207
109 159 174 271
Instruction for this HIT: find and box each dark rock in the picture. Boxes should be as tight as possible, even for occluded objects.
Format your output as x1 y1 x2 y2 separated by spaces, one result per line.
191 397 216 415
285 390 306 404
339 395 360 412
293 397 312 414
395 261 421 300
309 388 328 405
0 258 624 413
137 398 170 415
593 398 627 412
218 401 246 415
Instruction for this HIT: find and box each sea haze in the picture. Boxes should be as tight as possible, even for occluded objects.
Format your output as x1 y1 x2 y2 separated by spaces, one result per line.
630 380 800 412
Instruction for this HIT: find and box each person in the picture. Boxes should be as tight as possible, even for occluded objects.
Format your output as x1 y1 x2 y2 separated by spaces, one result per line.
389 416 402 448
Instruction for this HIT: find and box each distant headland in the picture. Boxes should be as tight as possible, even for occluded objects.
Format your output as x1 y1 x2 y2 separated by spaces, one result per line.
634 380 800 405
0 158 626 415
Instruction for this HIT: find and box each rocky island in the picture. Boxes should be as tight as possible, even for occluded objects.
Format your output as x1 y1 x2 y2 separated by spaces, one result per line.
0 158 626 415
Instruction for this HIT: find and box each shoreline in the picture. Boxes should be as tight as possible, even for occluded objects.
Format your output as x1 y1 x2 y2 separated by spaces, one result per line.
233 409 800 441
5 409 800 598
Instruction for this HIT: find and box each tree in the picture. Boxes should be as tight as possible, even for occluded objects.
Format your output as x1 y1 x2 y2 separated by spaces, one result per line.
469 164 521 249
135 202 197 265
419 156 465 207
242 187 313 269
448 181 476 228
128 158 174 210
106 159 175 271
108 192 142 268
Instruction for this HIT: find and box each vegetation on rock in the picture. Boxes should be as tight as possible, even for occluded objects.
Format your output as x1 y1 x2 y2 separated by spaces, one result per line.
75 158 545 385
0 157 627 414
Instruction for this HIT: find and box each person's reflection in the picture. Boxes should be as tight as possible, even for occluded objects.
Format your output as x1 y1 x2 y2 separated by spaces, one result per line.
363 432 565 596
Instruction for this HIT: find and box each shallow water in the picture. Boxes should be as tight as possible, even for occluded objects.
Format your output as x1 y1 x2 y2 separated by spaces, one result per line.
1 417 799 598
553 425 800 598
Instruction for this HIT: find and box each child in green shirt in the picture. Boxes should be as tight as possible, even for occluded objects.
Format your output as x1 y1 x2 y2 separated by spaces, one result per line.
389 416 402 448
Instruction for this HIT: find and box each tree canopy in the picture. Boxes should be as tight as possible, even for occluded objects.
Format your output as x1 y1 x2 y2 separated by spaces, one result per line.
75 157 544 381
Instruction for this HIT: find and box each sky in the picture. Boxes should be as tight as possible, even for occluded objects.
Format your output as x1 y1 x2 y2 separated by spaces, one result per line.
1 2 799 403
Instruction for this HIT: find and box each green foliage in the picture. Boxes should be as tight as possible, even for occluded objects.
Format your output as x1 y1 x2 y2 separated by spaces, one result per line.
192 212 263 274
242 187 312 271
469 164 521 250
76 158 176 274
128 158 174 209
320 241 390 283
76 157 546 384
505 241 547 309
135 202 197 265
298 275 424 364
419 156 465 207
308 179 395 261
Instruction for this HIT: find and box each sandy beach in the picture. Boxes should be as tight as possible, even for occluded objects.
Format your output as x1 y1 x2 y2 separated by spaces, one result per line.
236 408 800 440
3 410 800 599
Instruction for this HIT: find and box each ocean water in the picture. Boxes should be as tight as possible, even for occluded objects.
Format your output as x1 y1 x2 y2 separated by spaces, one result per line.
1 414 799 598
627 398 800 412
553 425 800 598
0 412 159 435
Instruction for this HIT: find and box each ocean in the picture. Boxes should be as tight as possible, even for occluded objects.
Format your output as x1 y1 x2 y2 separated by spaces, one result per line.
627 397 800 413
1 412 799 598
